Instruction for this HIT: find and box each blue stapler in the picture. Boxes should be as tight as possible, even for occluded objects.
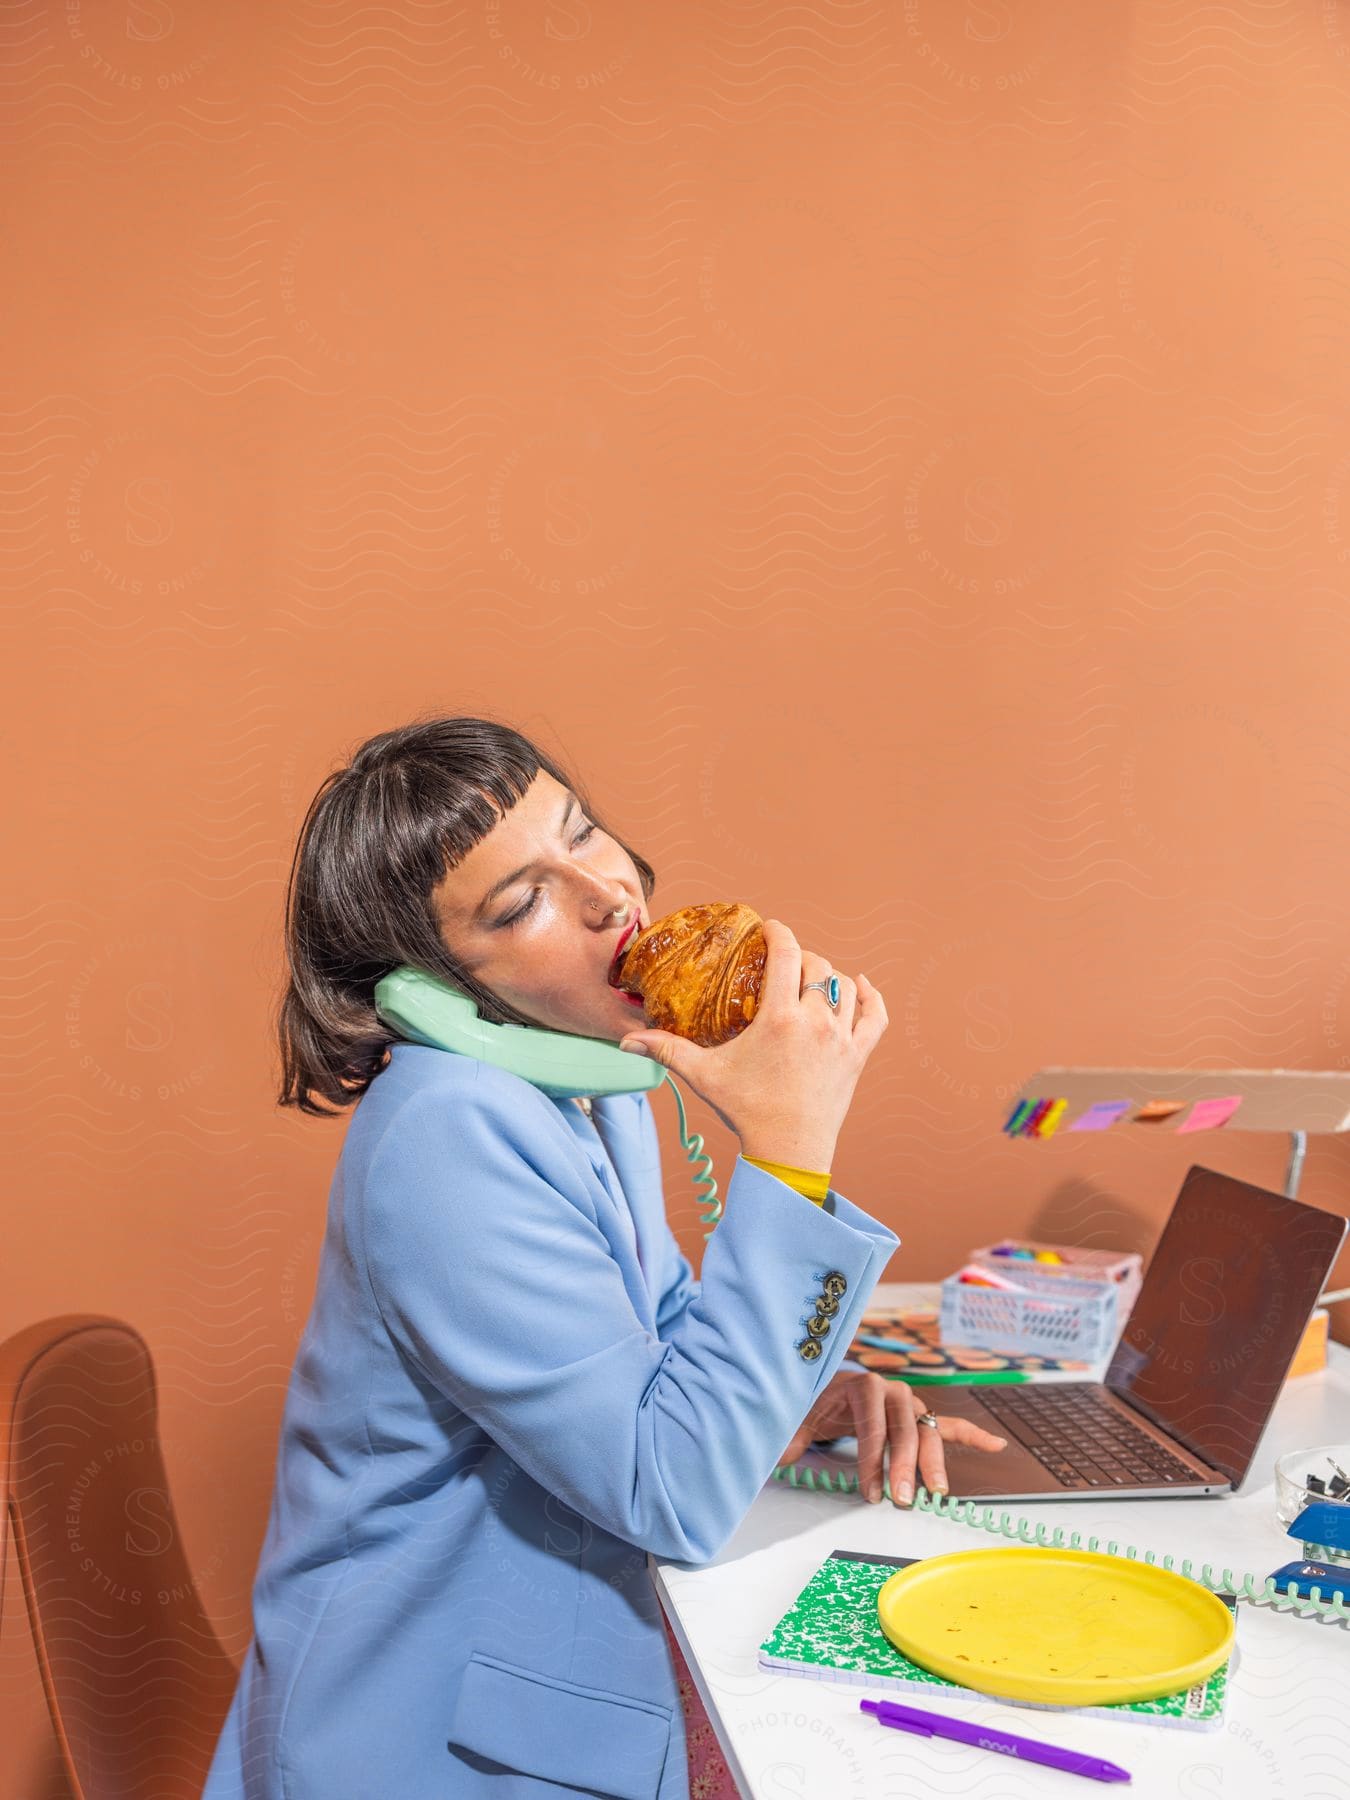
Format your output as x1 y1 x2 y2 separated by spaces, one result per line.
1267 1502 1350 1601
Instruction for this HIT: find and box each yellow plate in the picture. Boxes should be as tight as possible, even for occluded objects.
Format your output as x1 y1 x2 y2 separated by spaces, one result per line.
876 1546 1235 1706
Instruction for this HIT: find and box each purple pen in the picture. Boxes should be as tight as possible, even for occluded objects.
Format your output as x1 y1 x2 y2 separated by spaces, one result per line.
860 1698 1131 1784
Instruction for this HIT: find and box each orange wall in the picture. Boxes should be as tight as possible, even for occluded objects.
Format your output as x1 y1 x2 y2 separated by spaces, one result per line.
6 2 1350 1790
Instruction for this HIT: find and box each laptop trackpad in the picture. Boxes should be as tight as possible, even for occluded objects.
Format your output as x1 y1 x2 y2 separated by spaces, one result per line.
905 1385 1054 1498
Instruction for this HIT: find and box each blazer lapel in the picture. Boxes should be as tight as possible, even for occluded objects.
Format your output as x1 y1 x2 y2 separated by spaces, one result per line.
588 1095 660 1285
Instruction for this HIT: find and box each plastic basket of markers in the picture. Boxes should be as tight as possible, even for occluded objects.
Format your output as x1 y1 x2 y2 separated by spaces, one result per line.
938 1239 1142 1362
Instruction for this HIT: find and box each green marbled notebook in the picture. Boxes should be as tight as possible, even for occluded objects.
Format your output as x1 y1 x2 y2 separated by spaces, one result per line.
758 1547 1235 1731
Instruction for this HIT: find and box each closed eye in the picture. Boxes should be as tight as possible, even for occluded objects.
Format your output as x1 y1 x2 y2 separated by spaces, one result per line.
498 823 597 928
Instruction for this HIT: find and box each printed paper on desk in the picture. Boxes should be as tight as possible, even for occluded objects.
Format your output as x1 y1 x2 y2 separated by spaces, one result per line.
1175 1095 1242 1134
1066 1099 1134 1132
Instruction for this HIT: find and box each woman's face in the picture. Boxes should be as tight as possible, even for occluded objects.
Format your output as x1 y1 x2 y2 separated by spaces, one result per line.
431 769 649 1042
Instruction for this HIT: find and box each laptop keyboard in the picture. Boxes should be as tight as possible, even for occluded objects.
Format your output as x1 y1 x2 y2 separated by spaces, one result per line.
976 1385 1205 1489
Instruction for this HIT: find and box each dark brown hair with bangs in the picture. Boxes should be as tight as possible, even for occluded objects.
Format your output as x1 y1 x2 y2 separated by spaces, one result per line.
276 714 657 1117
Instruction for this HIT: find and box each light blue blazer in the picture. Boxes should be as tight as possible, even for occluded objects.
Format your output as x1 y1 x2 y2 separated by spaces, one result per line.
204 1042 900 1800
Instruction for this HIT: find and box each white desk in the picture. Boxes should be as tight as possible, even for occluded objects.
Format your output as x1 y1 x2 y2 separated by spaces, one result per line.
651 1284 1350 1800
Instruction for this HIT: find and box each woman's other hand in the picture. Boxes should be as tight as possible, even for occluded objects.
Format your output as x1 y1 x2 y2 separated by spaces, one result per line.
777 1368 1008 1506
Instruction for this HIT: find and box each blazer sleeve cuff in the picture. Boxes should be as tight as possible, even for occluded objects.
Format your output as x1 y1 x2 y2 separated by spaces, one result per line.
706 1154 900 1371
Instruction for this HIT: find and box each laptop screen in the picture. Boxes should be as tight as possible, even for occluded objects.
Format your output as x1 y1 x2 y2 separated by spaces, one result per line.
1104 1166 1347 1486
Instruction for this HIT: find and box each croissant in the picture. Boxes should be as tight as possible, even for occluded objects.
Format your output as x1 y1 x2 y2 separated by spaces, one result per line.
609 901 767 1047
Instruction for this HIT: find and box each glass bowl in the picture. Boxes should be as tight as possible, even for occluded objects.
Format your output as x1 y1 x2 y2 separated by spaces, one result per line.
1274 1444 1350 1562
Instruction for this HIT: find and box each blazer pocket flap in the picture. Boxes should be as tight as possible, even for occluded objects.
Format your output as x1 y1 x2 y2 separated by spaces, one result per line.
448 1650 673 1800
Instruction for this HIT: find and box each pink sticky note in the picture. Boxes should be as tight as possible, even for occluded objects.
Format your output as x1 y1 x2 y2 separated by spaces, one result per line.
1175 1095 1242 1133
1066 1099 1134 1132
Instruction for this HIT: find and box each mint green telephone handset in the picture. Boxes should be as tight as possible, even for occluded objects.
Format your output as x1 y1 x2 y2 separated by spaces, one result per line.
373 965 725 1237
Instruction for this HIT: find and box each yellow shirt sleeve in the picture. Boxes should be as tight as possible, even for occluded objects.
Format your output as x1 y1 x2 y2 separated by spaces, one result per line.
741 1154 831 1205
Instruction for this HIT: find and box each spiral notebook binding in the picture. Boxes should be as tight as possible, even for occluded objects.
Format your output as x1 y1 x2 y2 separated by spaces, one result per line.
767 1463 1350 1622
662 1074 722 1238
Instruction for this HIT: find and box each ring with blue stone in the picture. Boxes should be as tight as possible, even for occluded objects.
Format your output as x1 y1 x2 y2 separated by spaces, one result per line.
802 974 841 1010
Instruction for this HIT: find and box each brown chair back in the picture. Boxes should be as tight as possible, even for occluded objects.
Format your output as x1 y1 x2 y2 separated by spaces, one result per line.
0 1315 239 1800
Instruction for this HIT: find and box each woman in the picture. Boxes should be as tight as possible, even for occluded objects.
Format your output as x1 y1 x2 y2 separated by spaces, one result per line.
204 714 1007 1800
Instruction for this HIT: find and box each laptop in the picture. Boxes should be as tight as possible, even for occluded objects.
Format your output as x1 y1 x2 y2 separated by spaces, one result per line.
930 1166 1348 1502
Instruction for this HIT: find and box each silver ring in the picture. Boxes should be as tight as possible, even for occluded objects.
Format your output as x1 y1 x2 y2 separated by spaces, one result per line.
802 975 841 1010
916 1412 941 1431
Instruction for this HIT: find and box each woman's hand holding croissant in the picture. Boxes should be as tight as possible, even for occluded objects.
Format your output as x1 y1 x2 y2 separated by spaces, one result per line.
619 919 886 1170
